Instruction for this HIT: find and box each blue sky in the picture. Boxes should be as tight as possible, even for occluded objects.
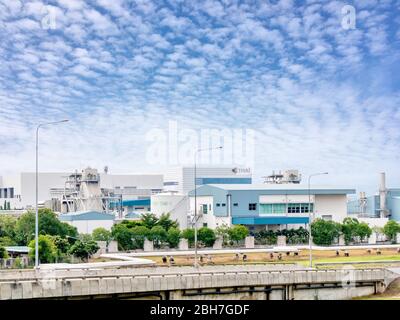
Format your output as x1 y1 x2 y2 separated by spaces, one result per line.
0 0 399 195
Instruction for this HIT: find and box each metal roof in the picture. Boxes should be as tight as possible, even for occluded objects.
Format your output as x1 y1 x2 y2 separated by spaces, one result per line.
189 184 355 194
5 246 30 253
59 211 115 221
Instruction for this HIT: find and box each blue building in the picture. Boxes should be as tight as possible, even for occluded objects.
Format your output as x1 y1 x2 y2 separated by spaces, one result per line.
189 184 355 231
347 189 400 222
109 198 151 215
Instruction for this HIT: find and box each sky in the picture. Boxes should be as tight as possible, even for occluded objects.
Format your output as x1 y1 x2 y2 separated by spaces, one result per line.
0 0 399 195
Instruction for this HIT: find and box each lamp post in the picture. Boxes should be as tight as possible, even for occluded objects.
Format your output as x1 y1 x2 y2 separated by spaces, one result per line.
308 172 328 268
193 146 223 268
35 120 69 269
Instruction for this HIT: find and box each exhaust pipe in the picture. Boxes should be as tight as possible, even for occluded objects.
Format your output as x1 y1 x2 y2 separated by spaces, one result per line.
379 172 387 218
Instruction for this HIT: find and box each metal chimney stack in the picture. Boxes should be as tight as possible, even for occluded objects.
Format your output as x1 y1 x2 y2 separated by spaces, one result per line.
379 172 387 218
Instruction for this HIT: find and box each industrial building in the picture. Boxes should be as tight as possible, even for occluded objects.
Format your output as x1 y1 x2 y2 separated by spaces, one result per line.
163 166 252 195
149 166 253 228
0 168 163 216
188 184 355 231
151 192 189 229
58 211 115 234
347 173 400 222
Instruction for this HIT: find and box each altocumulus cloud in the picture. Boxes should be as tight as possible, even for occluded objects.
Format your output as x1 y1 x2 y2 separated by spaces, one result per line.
0 0 399 194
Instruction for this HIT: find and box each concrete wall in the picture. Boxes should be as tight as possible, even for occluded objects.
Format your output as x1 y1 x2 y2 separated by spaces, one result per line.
65 220 114 234
314 194 347 222
151 193 188 229
0 267 392 300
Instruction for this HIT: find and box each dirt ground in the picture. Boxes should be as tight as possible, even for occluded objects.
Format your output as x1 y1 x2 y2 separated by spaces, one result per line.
139 248 400 267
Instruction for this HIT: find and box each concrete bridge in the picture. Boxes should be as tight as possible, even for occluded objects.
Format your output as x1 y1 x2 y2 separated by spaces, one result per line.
0 265 398 300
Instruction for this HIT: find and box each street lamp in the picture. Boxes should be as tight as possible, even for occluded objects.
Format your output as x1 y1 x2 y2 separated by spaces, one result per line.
193 146 223 268
35 120 69 269
308 172 328 268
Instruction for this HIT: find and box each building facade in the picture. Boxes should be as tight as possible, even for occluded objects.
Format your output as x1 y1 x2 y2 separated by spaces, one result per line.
151 192 189 229
59 211 115 234
163 166 252 195
188 184 355 231
0 170 163 212
348 189 400 222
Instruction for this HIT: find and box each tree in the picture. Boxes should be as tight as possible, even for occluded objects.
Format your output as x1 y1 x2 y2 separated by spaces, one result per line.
311 219 341 246
121 220 143 229
228 225 249 244
69 239 99 261
215 224 230 244
0 246 8 259
92 228 112 244
166 227 181 248
341 217 360 244
149 226 167 248
198 227 216 247
51 235 71 260
181 228 195 246
131 226 150 249
355 223 372 242
157 213 179 231
111 223 133 251
15 211 35 245
0 236 16 247
15 209 78 245
0 215 17 239
140 213 159 229
383 220 400 243
28 235 57 263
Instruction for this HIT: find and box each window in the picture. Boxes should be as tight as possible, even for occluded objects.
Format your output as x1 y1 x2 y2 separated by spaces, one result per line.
216 203 220 207
203 223 208 227
233 203 238 207
288 203 313 213
288 203 300 213
259 204 272 214
221 203 226 207
259 204 285 214
249 203 257 210
202 204 208 214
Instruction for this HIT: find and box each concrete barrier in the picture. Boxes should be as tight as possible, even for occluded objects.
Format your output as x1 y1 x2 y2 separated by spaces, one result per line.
0 266 394 300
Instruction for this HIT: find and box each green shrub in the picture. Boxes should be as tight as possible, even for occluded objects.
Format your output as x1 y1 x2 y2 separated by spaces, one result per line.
166 227 181 248
198 227 216 247
131 226 150 249
311 219 341 246
28 235 57 263
228 225 249 244
383 220 400 243
0 246 8 259
149 226 167 248
68 239 99 261
181 228 195 246
111 223 133 251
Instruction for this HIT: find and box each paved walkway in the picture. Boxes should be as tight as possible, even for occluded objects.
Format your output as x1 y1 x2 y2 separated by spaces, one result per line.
101 244 400 260
297 244 400 251
39 257 155 270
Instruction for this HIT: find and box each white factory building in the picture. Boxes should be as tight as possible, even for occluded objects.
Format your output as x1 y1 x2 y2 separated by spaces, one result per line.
149 166 253 229
163 166 252 195
187 184 356 231
0 168 163 212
